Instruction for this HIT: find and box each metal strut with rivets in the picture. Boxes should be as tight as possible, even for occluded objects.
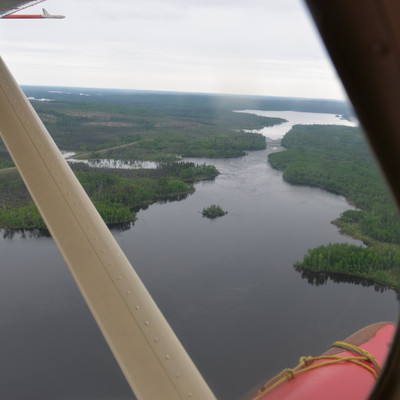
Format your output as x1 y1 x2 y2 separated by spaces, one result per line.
0 56 216 400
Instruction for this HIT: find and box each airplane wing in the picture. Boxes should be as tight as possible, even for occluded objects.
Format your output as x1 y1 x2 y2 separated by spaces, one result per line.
0 0 46 18
0 0 36 14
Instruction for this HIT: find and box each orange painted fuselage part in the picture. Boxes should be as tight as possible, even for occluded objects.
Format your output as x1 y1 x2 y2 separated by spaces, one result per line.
258 323 395 400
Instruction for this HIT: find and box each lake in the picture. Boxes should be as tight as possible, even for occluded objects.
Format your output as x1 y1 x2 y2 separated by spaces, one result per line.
0 111 397 400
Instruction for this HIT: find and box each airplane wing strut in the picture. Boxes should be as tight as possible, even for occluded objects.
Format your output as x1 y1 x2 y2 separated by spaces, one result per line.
0 56 215 400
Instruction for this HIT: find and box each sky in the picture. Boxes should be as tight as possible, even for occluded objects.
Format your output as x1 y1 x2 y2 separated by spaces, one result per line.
0 0 348 100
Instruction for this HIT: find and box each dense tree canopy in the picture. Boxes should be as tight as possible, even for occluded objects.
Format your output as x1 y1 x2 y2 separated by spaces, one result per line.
0 160 218 229
269 124 400 289
202 204 227 219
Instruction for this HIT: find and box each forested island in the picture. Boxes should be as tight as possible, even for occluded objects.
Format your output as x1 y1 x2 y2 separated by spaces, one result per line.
269 125 400 290
202 204 228 219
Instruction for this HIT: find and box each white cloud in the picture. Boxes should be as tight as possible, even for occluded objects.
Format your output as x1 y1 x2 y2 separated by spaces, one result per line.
0 0 346 99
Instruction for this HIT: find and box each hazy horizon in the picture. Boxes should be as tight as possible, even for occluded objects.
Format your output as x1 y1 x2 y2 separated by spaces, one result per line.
21 84 349 103
1 0 348 101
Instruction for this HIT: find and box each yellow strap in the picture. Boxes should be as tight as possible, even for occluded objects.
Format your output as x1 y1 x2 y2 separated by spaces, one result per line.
252 342 382 400
332 341 381 374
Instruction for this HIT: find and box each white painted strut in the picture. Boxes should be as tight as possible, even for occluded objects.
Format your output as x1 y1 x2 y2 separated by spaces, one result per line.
0 57 216 400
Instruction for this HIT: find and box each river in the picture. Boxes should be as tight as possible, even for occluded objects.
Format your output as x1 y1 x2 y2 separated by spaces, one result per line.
0 111 397 400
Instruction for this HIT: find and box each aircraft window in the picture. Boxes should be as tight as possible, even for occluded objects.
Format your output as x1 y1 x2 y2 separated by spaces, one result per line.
0 1 397 399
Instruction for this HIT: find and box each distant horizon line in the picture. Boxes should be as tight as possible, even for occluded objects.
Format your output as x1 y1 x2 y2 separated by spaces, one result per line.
20 84 348 103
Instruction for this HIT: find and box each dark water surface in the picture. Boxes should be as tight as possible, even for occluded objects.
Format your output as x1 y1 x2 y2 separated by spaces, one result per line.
0 114 397 400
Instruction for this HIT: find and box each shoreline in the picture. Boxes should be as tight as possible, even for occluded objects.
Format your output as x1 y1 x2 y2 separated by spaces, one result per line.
295 264 399 295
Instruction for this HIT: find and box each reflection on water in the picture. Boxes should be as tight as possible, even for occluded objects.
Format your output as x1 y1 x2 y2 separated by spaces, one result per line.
2 228 51 239
297 267 394 294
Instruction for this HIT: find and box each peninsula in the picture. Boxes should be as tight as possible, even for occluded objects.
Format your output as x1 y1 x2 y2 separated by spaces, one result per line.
269 124 400 290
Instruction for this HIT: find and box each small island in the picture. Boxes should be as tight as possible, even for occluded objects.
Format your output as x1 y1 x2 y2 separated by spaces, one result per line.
202 204 228 219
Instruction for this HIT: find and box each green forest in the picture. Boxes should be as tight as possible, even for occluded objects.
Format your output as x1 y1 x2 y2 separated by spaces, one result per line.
0 89 290 169
0 161 220 229
0 88 290 229
269 125 400 290
27 93 284 159
202 204 228 219
0 87 356 241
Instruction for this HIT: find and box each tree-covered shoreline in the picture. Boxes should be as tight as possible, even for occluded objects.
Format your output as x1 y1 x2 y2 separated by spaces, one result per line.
0 161 219 230
26 94 284 160
0 90 285 230
0 89 353 231
294 243 400 290
269 124 400 291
